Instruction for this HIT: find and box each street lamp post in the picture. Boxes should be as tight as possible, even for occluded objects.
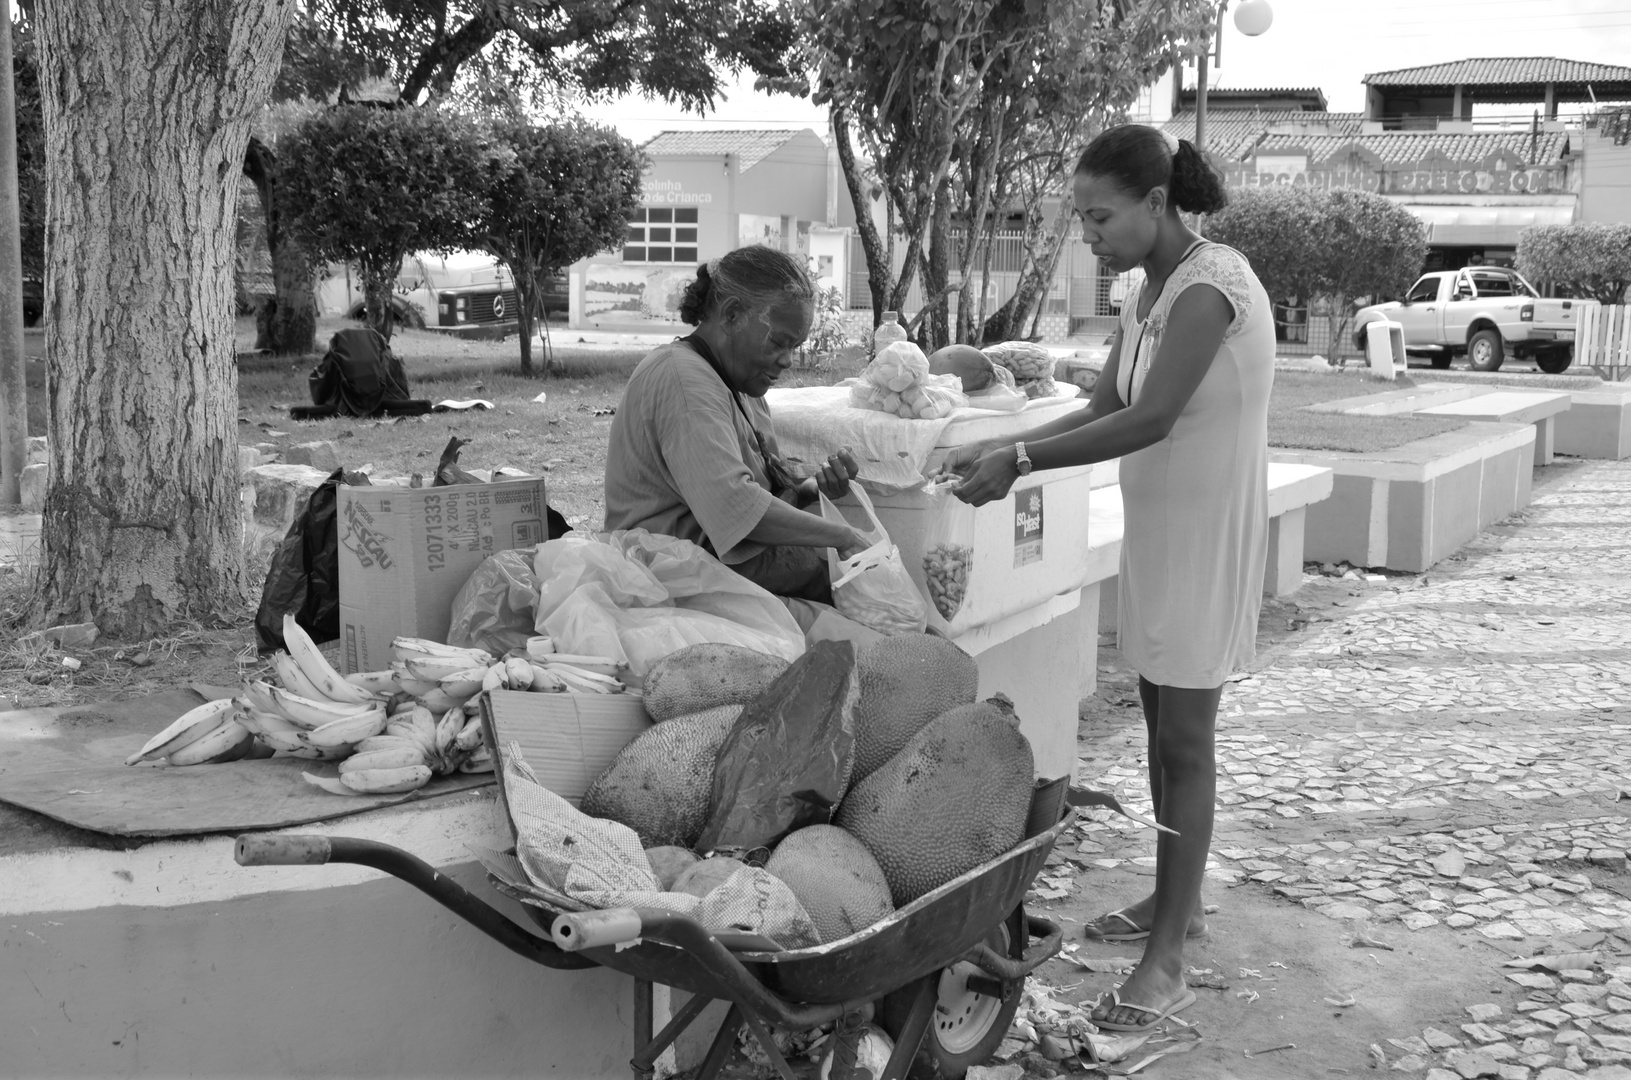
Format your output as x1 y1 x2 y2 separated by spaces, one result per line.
1194 0 1274 158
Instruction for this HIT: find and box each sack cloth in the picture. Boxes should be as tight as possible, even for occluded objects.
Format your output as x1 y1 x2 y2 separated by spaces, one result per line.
308 328 413 418
254 468 344 652
820 485 927 637
498 745 820 948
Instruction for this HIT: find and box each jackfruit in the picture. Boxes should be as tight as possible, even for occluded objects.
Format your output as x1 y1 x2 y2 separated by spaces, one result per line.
836 701 1034 905
672 856 747 898
766 825 894 943
579 706 739 847
643 643 791 722
928 344 996 392
645 846 701 890
850 634 979 781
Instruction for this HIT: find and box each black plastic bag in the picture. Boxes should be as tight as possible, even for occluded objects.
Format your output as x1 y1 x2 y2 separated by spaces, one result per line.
255 468 344 653
696 640 860 855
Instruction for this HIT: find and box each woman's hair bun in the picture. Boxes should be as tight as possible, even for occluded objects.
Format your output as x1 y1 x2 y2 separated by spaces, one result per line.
1076 124 1228 215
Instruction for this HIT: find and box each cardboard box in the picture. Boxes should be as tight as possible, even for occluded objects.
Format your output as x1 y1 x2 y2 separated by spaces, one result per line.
337 478 548 673
481 690 652 806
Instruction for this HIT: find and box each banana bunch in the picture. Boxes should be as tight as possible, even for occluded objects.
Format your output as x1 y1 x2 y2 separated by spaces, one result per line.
124 697 259 767
302 701 491 796
234 615 391 760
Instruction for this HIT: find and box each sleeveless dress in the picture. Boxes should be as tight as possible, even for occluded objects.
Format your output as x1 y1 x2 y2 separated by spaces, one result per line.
1114 242 1275 689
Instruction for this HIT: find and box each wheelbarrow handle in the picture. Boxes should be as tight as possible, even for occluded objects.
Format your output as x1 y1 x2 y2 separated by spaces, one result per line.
553 907 643 951
965 913 1064 982
236 834 332 866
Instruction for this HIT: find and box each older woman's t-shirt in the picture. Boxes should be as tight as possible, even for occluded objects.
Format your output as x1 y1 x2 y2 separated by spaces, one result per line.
603 340 782 564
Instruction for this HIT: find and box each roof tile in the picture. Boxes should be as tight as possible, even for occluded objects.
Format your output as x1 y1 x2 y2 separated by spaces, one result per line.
1253 129 1570 167
639 129 812 171
1162 109 1363 162
1363 57 1631 88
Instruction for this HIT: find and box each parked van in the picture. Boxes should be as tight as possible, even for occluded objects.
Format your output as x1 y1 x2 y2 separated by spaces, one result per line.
317 250 566 336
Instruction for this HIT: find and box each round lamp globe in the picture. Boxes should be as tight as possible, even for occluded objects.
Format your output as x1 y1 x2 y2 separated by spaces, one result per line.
1234 0 1274 36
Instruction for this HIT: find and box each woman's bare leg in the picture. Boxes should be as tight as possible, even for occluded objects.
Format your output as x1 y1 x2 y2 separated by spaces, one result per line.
1091 680 1221 1026
1081 677 1208 938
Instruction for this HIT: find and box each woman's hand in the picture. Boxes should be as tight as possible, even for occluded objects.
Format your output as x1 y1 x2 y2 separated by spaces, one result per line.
834 527 869 560
941 439 995 479
953 445 1020 507
814 448 859 499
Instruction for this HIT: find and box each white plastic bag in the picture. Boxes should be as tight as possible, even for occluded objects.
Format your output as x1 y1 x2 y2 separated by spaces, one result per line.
921 476 977 634
820 485 927 636
532 530 806 675
848 341 969 420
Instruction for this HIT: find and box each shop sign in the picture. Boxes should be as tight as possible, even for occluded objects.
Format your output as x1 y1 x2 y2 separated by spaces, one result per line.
642 179 713 205
1013 486 1044 568
1225 165 1566 195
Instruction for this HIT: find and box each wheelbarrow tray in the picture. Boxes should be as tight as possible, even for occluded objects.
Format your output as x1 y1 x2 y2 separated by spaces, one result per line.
506 806 1075 1005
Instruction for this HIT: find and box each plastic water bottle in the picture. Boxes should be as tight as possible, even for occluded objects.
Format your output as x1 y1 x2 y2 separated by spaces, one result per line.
873 311 908 354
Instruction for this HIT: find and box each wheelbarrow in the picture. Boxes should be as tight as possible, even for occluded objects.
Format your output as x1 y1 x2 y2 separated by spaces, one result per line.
234 780 1074 1080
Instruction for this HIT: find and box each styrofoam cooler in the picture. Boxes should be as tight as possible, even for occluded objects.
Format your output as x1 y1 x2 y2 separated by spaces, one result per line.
826 400 1095 635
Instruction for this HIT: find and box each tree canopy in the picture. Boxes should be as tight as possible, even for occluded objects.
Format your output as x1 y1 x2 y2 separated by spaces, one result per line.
1205 185 1338 304
802 0 1212 348
276 103 497 338
475 118 643 373
1517 222 1631 307
303 0 801 108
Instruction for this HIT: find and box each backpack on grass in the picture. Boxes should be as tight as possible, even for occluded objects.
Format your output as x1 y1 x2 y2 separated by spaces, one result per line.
307 328 414 418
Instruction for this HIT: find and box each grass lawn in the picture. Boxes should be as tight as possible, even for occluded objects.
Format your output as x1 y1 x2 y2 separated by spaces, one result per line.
1266 369 1467 453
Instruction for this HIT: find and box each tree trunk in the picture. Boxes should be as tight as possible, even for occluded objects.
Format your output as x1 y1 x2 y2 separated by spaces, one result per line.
243 136 317 355
922 178 953 351
36 0 292 638
831 107 891 330
514 273 536 376
360 258 397 340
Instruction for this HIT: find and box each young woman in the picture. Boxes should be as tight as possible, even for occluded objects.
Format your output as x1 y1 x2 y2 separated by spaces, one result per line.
604 245 863 603
947 124 1275 1032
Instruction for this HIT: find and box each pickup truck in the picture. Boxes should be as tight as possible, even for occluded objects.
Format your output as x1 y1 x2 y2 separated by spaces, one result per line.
317 250 568 337
1352 266 1582 373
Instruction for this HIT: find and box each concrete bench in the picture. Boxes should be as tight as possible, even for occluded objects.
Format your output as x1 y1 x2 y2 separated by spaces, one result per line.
1554 385 1631 460
1410 389 1572 467
1269 422 1534 572
1082 461 1335 636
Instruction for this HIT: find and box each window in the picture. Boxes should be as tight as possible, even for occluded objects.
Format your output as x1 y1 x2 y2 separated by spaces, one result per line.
1406 278 1440 304
1469 272 1513 298
623 207 700 264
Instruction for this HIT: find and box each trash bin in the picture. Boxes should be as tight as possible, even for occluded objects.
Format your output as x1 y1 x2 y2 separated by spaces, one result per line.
1364 320 1405 380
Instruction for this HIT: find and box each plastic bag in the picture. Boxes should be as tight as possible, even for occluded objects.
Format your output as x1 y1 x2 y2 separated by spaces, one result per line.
820 485 928 636
446 548 542 656
255 468 344 653
848 341 968 420
696 640 859 855
920 476 977 633
965 382 1028 412
532 530 806 676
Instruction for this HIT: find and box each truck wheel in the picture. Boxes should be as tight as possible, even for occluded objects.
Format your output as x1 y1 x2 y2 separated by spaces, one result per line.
1467 329 1504 372
1536 347 1573 375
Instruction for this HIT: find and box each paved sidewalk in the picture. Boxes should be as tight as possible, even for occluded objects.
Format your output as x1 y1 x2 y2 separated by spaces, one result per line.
1070 457 1631 1075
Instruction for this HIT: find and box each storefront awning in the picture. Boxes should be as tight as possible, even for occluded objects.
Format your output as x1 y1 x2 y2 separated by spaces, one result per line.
1402 204 1575 247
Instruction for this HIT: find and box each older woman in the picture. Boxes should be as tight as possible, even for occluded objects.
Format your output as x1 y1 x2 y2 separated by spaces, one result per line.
948 124 1275 1033
604 245 864 604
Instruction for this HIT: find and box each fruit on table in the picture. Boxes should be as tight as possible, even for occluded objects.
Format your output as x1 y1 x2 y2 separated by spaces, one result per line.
643 643 790 722
928 344 997 392
766 825 894 944
922 543 972 622
981 340 1054 380
837 700 1034 905
579 707 737 848
850 634 979 782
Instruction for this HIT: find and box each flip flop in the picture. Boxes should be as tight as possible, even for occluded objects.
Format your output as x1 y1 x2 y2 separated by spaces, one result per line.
1080 908 1209 942
1091 988 1198 1033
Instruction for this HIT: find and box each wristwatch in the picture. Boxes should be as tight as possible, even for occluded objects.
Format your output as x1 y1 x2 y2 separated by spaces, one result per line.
1013 442 1032 476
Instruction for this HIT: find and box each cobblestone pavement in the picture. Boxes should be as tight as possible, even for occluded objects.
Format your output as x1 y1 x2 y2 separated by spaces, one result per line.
1068 457 1631 1079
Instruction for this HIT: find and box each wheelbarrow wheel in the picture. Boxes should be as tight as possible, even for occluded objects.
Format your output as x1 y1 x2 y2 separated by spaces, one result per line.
877 907 1025 1079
